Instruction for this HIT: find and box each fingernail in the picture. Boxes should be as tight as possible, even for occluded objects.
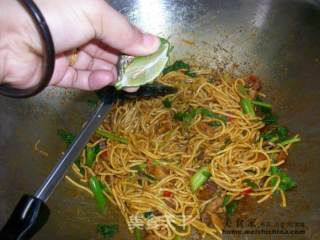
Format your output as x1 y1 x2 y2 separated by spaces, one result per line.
143 34 160 53
123 87 140 92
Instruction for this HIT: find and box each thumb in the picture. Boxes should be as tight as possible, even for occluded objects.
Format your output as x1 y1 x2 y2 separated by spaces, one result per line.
88 1 160 56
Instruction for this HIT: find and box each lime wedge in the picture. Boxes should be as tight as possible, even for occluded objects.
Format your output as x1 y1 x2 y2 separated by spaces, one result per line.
115 38 170 89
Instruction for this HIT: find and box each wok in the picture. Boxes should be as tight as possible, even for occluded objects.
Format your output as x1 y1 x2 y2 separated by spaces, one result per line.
0 0 320 239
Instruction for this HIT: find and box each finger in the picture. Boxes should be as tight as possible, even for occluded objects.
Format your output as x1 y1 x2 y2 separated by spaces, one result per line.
52 68 115 90
72 50 117 71
88 1 160 56
91 58 119 83
89 70 117 90
83 41 119 64
50 55 70 86
72 51 94 70
35 0 159 56
91 58 116 72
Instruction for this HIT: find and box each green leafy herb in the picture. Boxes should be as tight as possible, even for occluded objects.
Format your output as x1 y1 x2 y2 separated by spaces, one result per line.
142 173 157 182
74 157 85 175
97 224 118 238
255 96 272 113
190 166 212 193
132 164 156 182
254 97 277 125
132 163 148 172
222 195 239 217
261 126 290 143
163 60 190 75
209 121 223 127
270 166 297 192
222 195 231 207
252 100 272 109
243 179 258 189
174 107 226 124
96 129 128 144
174 111 194 122
263 113 278 125
163 60 196 77
144 211 153 219
194 108 227 122
277 127 289 140
57 129 75 146
226 201 238 217
86 144 100 167
162 98 172 108
186 71 197 77
261 133 273 141
279 135 301 146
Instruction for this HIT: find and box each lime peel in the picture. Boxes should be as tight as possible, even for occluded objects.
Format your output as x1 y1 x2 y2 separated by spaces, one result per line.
115 38 170 89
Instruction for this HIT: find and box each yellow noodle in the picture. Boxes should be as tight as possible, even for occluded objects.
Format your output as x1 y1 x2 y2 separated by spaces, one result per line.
69 69 297 240
65 176 93 196
34 139 49 157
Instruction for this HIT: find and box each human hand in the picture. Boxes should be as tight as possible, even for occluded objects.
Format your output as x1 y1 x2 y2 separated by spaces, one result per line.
0 0 160 90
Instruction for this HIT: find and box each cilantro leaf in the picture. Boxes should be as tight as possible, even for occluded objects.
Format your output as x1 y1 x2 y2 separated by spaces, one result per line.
97 224 118 238
226 201 238 217
57 129 75 146
163 60 190 75
162 98 172 108
270 166 297 192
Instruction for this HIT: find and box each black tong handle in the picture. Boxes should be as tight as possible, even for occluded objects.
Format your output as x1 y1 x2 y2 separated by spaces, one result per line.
0 195 50 240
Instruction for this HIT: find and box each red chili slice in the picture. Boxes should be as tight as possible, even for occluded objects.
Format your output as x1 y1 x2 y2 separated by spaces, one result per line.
163 191 173 197
242 188 253 196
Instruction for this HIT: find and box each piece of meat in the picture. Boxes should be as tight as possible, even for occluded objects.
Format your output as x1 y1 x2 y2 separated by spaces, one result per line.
261 125 275 133
201 212 211 225
201 197 223 225
197 181 218 201
245 75 261 91
257 153 266 161
277 150 288 162
197 122 215 135
184 207 193 215
205 197 223 213
198 122 209 131
164 199 176 209
195 148 205 161
157 122 172 135
149 166 169 180
236 196 257 217
99 141 107 150
100 150 108 160
153 210 162 216
210 213 224 230
93 163 104 172
90 134 100 143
